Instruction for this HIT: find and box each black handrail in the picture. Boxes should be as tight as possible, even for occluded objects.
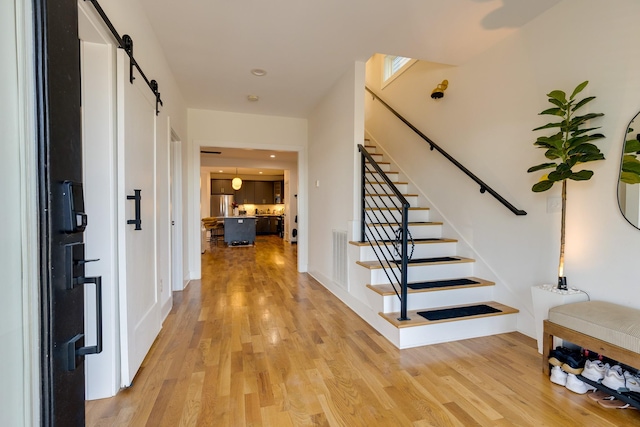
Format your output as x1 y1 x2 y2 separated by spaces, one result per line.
359 144 410 320
365 86 527 216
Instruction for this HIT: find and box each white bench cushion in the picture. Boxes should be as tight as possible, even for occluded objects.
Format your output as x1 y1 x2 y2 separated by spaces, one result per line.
548 301 640 353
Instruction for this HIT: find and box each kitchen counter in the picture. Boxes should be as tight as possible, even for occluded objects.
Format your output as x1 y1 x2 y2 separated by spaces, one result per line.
223 217 256 245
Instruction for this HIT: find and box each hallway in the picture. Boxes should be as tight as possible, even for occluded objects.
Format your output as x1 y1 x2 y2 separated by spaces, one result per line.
86 236 637 426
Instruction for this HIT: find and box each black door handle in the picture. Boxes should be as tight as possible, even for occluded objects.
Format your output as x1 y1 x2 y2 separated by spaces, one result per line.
64 276 103 370
127 189 142 230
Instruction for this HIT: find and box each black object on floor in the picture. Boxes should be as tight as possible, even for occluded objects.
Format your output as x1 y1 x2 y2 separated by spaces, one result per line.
393 256 459 265
408 278 480 290
417 304 501 321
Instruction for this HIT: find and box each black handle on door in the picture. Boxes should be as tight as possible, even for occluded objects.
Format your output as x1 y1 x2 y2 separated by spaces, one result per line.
64 276 103 370
77 276 103 356
127 189 142 230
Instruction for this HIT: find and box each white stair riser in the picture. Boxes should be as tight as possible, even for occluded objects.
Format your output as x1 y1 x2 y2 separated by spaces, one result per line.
395 314 518 349
365 182 408 194
365 209 430 223
365 195 418 206
365 262 474 285
369 154 384 162
381 286 493 313
356 241 457 261
365 224 442 240
366 171 399 181
365 162 391 172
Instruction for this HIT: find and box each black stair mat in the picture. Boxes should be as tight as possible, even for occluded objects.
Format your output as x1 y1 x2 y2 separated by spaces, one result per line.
408 278 480 290
393 257 459 265
417 304 501 321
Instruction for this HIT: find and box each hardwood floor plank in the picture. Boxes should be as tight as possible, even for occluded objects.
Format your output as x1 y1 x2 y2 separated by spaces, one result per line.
86 236 640 426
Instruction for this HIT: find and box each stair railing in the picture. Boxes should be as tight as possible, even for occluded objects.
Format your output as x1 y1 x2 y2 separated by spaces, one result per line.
365 86 527 216
359 144 411 321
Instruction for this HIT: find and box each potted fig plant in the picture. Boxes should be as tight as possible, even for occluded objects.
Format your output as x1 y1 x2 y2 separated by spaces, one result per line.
527 81 605 289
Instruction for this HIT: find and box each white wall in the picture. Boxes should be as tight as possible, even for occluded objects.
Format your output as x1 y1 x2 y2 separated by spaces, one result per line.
188 109 308 272
1 0 36 424
365 0 640 338
307 62 366 287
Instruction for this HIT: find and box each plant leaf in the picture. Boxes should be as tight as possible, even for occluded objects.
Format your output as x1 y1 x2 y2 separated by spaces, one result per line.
568 170 594 181
568 143 603 155
573 96 596 111
532 180 554 192
527 162 557 173
621 171 640 184
544 148 562 160
548 169 572 181
540 107 564 116
533 122 563 131
548 90 567 104
570 81 589 100
624 139 640 153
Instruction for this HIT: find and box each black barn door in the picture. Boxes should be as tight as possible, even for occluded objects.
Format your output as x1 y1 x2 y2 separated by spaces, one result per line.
34 0 92 425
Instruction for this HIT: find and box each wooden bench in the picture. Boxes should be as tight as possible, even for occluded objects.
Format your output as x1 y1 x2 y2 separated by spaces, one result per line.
542 301 640 376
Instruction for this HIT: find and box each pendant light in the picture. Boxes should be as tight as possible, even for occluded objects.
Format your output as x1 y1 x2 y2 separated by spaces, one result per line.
232 168 242 190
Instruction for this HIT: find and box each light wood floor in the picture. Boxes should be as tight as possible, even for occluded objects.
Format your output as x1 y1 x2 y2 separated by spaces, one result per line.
86 236 638 426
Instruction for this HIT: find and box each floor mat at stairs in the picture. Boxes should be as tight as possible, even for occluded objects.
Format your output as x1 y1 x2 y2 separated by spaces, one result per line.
417 304 501 321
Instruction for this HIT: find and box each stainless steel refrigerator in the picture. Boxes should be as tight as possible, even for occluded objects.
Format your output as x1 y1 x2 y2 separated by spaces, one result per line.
210 194 234 217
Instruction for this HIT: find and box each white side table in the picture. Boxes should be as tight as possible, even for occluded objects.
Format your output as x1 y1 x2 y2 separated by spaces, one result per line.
531 284 589 354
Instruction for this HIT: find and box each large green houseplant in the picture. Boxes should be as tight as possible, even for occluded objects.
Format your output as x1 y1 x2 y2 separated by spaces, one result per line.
527 81 605 289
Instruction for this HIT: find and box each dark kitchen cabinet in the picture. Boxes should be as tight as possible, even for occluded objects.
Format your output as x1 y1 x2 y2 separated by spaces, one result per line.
234 181 255 204
268 217 279 234
274 181 284 203
254 181 274 204
211 179 234 195
256 217 269 234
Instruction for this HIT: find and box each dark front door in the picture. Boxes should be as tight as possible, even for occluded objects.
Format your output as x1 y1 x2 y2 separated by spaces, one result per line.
34 0 89 425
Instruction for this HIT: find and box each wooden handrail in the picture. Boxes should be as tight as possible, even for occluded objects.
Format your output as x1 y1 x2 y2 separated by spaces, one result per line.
365 86 527 216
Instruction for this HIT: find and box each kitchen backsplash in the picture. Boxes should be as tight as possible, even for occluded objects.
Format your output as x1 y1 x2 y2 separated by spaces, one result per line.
240 203 285 215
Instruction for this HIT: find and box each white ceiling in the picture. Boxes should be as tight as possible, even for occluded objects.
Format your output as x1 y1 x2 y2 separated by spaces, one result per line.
138 0 561 118
200 146 298 176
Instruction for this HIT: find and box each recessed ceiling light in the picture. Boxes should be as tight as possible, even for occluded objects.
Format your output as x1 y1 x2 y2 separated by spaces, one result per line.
270 154 276 158
218 170 223 173
259 171 263 174
251 68 267 77
247 94 259 102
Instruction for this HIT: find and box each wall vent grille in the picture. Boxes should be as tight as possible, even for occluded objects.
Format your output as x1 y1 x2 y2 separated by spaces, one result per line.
332 229 348 289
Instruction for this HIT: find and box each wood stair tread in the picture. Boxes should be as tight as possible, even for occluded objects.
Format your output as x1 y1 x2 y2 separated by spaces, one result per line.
367 181 409 185
365 193 418 197
356 256 475 269
379 301 519 328
366 170 399 174
368 221 443 227
366 277 494 296
365 207 429 211
349 238 456 247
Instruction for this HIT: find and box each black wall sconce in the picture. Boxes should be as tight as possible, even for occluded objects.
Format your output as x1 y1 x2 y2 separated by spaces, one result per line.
431 80 449 99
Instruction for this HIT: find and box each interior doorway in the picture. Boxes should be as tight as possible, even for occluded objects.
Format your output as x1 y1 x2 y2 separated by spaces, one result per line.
198 145 302 266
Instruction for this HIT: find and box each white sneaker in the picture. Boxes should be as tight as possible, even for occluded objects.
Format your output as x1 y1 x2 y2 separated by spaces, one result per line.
602 365 626 391
582 360 608 382
624 371 640 392
550 366 568 386
566 373 596 394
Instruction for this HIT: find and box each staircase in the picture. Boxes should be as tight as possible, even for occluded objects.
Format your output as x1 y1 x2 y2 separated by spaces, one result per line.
350 141 519 349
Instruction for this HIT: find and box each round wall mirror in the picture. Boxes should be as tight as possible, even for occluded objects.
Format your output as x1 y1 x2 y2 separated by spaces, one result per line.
618 111 640 229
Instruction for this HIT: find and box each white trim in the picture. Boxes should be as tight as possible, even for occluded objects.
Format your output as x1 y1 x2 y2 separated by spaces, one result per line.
191 140 308 273
16 0 39 423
